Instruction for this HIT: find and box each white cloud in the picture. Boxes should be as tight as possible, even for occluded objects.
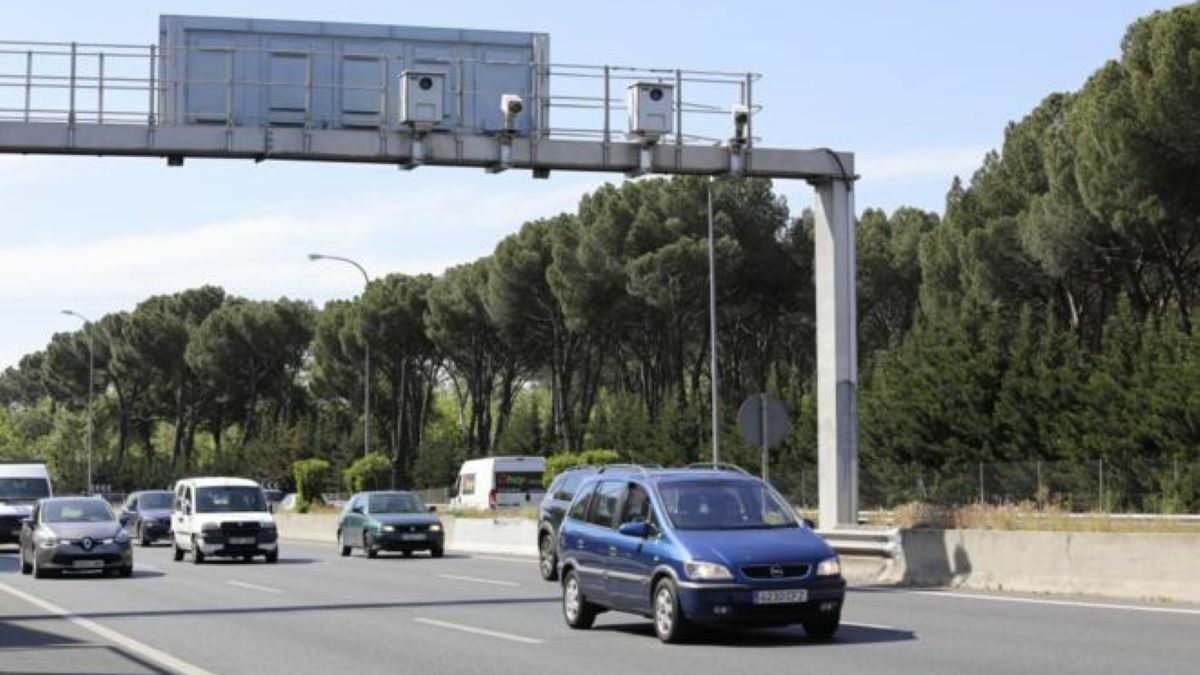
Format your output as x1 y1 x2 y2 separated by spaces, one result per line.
0 175 604 369
858 144 992 182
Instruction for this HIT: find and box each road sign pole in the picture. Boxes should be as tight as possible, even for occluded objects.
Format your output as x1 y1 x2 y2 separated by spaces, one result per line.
759 392 769 483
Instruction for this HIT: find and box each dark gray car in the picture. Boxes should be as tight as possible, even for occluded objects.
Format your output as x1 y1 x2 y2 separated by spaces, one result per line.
19 497 133 578
119 490 174 546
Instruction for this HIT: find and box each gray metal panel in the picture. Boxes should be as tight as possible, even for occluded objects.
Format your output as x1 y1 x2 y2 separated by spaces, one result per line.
158 15 548 134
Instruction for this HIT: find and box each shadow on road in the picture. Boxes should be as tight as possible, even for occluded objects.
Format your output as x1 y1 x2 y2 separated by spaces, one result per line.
593 620 915 647
2 594 561 624
0 620 174 675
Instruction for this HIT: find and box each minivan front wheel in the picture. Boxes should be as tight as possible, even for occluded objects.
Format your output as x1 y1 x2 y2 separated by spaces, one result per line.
653 578 690 643
538 533 558 581
562 570 597 629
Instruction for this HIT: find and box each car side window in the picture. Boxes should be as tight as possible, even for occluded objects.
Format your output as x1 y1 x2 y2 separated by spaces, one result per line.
567 482 596 522
460 474 476 496
620 484 652 525
586 481 625 529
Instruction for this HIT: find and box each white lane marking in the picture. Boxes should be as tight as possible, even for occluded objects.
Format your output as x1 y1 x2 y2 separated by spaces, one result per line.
436 574 520 588
413 617 542 645
472 555 536 564
0 580 218 675
879 588 1200 616
225 580 283 594
842 621 898 630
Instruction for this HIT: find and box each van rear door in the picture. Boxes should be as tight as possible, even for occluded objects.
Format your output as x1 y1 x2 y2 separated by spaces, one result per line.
493 470 545 507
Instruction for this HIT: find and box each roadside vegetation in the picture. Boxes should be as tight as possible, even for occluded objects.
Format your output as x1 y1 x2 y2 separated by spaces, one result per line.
0 6 1197 513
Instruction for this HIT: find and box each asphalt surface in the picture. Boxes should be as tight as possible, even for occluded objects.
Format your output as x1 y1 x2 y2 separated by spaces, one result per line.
0 539 1197 675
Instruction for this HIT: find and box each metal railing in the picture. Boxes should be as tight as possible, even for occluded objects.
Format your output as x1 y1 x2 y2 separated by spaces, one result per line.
0 39 760 146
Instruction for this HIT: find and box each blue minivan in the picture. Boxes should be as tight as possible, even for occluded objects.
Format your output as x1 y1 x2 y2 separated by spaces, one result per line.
557 465 845 642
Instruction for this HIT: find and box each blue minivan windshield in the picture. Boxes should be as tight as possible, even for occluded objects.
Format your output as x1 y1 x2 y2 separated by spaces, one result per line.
657 481 798 530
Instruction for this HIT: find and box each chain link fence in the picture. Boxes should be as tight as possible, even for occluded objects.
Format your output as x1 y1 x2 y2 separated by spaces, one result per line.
772 459 1200 514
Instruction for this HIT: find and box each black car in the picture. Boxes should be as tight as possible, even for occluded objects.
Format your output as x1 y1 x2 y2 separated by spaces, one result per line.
119 490 174 546
538 466 598 581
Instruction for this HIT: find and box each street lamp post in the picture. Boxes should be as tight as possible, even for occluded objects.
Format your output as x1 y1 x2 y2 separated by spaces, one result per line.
309 253 372 458
707 178 721 465
61 309 94 495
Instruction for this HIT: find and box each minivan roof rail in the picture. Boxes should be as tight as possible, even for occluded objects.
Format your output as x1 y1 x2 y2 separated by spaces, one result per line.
682 462 752 475
596 463 658 476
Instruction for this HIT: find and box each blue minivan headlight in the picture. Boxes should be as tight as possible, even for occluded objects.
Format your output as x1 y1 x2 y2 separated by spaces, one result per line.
684 561 733 581
816 557 841 577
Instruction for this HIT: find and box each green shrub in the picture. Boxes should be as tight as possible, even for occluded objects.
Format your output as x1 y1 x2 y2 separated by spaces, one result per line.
292 458 332 509
544 449 622 485
343 452 393 492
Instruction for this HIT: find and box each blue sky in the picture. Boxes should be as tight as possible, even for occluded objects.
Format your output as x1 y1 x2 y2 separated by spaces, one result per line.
0 0 1183 369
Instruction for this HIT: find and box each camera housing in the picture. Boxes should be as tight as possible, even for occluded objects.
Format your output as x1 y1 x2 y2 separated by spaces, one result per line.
626 82 674 142
500 94 525 132
732 103 750 143
399 71 445 130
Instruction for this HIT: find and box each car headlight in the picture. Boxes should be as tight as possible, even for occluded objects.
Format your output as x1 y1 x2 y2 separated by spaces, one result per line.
260 522 276 531
429 523 442 532
684 561 733 581
201 522 220 532
381 525 395 533
816 557 841 577
114 529 130 544
36 534 58 549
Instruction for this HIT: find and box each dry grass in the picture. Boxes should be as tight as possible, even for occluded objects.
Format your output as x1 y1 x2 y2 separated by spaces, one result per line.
442 506 538 521
874 501 1200 533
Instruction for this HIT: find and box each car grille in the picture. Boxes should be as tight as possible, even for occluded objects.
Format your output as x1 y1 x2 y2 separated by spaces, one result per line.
387 524 430 533
220 521 262 538
0 514 22 530
741 563 811 579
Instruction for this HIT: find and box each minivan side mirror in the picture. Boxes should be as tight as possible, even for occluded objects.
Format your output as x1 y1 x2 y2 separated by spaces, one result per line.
351 505 363 514
617 521 649 538
118 513 131 526
802 518 816 529
427 505 437 513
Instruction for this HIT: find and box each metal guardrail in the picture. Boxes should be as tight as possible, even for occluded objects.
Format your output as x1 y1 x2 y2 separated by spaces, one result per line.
0 39 760 146
817 527 902 558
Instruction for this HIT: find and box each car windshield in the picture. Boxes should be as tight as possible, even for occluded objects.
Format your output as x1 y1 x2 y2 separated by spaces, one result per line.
368 493 425 514
43 500 114 523
195 486 267 513
657 481 798 530
0 477 50 501
139 492 173 510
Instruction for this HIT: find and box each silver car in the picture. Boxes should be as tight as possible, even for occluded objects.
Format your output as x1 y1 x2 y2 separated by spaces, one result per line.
19 497 133 578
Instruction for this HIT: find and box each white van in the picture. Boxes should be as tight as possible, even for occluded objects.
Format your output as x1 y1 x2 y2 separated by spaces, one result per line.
171 477 278 564
450 456 546 509
0 463 52 546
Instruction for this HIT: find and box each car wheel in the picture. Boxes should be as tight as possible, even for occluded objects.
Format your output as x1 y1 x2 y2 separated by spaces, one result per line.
364 533 378 559
539 532 558 582
430 545 444 559
32 552 49 579
20 546 32 575
191 537 205 564
338 530 351 557
119 565 134 578
265 549 279 564
802 614 841 640
562 570 597 629
653 578 691 643
138 524 151 548
173 540 185 562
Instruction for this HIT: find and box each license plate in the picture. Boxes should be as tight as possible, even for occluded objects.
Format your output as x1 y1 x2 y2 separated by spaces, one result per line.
753 589 808 605
229 537 256 545
72 559 104 569
400 533 426 541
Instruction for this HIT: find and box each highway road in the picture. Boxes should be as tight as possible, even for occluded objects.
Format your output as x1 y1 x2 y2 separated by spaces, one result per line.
1 540 1197 675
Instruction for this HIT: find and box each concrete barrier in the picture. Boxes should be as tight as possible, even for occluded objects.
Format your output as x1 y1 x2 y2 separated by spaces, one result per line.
871 529 1200 604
